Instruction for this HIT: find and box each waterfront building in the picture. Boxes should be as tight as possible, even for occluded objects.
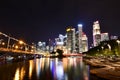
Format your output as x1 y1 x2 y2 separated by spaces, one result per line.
66 27 76 53
93 21 101 46
82 33 88 52
101 33 109 41
37 41 46 52
76 31 88 53
78 24 83 53
55 34 67 54
75 31 79 53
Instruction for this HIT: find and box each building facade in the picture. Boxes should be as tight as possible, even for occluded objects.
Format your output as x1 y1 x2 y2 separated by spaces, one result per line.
101 33 109 41
93 21 101 46
82 33 88 52
78 24 83 53
66 27 76 53
55 34 67 53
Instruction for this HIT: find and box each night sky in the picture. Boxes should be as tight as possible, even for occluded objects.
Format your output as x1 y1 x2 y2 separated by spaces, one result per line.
0 0 120 45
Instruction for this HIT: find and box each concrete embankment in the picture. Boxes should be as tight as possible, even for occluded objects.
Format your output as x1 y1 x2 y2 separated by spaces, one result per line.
83 56 120 80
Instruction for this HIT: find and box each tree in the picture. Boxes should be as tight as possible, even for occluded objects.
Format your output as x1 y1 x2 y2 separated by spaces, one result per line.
56 49 64 57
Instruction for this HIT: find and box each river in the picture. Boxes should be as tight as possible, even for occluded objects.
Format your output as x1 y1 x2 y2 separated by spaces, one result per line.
0 57 91 80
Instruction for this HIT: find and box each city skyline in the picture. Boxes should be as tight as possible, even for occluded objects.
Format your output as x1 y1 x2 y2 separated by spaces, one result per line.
0 0 120 44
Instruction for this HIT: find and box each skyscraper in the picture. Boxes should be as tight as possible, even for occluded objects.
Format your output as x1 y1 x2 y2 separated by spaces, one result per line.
76 31 88 53
54 34 67 54
66 27 76 53
78 24 83 53
93 21 101 46
82 33 88 52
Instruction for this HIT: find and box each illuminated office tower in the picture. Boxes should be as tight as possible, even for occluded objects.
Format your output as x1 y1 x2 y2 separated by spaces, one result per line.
66 27 76 53
101 33 109 41
55 34 67 53
75 31 79 53
78 24 83 53
37 41 46 51
93 21 101 46
82 33 88 52
55 34 65 46
76 31 88 53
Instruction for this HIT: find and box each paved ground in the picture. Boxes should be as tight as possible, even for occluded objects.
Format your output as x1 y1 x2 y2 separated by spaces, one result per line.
84 56 120 80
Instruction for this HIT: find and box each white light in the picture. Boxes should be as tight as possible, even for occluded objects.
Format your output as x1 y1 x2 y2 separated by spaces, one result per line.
78 24 83 27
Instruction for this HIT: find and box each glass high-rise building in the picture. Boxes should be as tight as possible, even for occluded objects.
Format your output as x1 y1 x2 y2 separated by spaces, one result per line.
66 27 76 53
78 24 83 53
76 31 88 53
82 33 88 52
93 21 101 46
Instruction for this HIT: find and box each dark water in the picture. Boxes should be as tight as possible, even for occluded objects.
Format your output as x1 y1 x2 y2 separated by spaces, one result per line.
0 57 90 80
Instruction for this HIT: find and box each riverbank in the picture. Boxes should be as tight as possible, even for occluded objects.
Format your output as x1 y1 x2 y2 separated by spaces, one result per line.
83 56 120 80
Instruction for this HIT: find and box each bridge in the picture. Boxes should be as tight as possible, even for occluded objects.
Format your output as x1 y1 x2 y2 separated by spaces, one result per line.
0 32 43 62
0 47 34 54
0 32 38 54
0 47 43 62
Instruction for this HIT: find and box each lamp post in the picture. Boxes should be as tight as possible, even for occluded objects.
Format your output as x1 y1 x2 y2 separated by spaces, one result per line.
116 40 120 53
107 44 111 51
116 40 120 45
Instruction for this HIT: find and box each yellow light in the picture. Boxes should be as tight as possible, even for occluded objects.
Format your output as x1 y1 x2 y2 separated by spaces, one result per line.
31 50 33 52
15 45 19 49
66 28 71 32
19 40 24 44
2 42 5 45
31 46 34 48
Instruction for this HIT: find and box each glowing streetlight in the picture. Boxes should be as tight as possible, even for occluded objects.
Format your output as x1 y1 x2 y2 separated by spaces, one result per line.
101 46 104 50
107 44 111 50
116 40 120 44
116 40 120 52
2 42 5 46
15 45 19 49
19 40 24 45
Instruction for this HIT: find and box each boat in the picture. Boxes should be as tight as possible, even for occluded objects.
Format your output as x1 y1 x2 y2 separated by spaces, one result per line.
6 56 14 61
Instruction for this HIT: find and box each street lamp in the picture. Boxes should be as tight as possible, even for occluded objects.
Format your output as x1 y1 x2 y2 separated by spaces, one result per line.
116 40 120 45
15 45 19 49
116 40 120 52
107 44 111 50
19 40 24 45
18 40 28 51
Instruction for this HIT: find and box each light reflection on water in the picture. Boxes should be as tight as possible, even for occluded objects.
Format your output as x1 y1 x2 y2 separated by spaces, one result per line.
0 57 89 80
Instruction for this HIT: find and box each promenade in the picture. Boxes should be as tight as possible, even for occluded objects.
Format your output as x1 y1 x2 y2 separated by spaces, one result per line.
84 56 120 80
